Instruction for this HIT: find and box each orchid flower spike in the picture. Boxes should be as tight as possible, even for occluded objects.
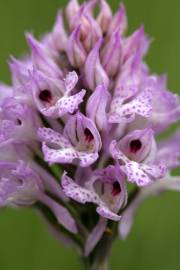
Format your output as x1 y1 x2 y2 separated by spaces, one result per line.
0 0 179 267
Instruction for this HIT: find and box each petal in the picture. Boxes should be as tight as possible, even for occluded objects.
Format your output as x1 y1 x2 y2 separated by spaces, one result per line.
157 131 180 169
110 140 129 163
66 0 80 30
85 39 109 90
66 25 87 68
117 128 156 163
76 112 102 153
109 88 153 123
0 161 42 207
64 112 102 153
64 71 78 94
97 0 112 33
118 194 143 240
30 69 64 117
114 51 145 99
8 57 32 87
119 175 180 240
31 70 84 118
122 161 152 186
0 98 41 143
152 105 180 133
69 3 102 52
161 176 180 192
88 165 127 212
110 140 165 186
122 26 150 63
0 140 32 162
83 0 98 15
62 172 121 221
38 127 71 148
150 76 180 132
42 213 82 254
31 161 68 202
101 31 122 77
38 126 97 167
107 3 127 36
75 167 92 185
42 10 67 52
141 163 166 179
124 161 166 186
81 12 102 52
38 192 77 233
42 143 77 165
86 84 111 131
63 114 79 146
0 84 13 104
76 152 99 167
42 142 99 167
26 33 63 78
96 205 121 221
114 166 128 210
58 89 86 116
61 172 101 204
84 217 107 256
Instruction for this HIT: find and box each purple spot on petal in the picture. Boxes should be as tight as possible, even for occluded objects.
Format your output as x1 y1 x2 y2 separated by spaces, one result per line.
39 90 52 103
84 128 94 143
112 181 121 196
17 119 22 125
130 139 142 153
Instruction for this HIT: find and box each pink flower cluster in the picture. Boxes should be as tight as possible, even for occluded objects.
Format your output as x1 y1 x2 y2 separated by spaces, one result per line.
0 0 179 258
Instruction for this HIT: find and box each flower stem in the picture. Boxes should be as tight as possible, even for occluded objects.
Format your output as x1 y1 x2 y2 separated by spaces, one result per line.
82 221 117 270
91 258 109 270
82 255 109 270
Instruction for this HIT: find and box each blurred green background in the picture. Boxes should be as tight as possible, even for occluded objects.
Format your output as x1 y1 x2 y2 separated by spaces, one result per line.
0 0 180 269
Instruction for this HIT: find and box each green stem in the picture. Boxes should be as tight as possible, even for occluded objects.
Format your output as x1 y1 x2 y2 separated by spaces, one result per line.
81 187 141 270
83 258 109 270
82 221 117 270
93 260 109 270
